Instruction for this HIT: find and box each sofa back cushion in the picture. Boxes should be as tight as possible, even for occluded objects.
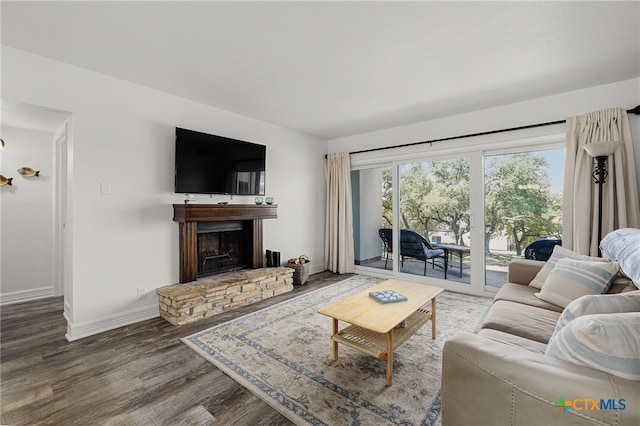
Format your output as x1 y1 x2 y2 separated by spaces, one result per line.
529 245 609 290
494 283 563 313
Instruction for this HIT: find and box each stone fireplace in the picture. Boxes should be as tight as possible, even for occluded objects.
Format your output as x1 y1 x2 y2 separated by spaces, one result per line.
160 203 292 326
173 203 278 283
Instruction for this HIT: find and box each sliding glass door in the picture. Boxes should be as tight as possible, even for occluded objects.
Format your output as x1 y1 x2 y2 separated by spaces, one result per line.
397 158 472 284
351 137 565 296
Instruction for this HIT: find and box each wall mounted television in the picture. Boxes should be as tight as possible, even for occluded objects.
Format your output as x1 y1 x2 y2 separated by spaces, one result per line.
174 127 266 195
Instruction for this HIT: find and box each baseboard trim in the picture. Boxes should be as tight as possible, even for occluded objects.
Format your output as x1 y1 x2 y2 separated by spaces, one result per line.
309 263 325 275
65 304 159 342
0 286 55 305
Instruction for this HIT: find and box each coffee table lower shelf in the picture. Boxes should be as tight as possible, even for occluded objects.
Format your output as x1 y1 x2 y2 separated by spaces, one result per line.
331 306 433 359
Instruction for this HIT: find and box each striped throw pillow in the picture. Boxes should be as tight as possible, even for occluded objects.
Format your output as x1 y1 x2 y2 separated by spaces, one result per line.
529 245 609 290
534 258 619 308
546 312 640 382
552 290 640 337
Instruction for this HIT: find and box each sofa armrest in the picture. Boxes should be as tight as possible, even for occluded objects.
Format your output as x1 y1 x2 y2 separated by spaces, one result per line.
442 332 639 426
507 259 545 285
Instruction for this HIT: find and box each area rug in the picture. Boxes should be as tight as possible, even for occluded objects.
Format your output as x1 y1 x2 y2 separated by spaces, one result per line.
182 275 492 426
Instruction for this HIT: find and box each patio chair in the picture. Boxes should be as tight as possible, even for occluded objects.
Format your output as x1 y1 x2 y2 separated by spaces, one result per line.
379 228 448 278
524 239 562 261
400 229 448 279
378 228 393 270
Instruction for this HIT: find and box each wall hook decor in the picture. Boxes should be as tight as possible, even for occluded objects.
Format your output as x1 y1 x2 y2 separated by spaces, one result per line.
0 175 13 186
17 167 40 177
0 138 5 149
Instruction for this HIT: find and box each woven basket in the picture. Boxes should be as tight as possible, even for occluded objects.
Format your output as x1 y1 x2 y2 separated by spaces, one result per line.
288 255 310 285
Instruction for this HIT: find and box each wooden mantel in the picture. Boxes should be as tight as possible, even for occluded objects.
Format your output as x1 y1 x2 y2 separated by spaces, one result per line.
173 204 278 283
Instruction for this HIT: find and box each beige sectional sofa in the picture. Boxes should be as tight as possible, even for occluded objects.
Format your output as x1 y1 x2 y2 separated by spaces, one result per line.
442 229 640 426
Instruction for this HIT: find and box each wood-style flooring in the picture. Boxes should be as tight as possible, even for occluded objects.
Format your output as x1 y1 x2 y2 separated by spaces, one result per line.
1 271 353 425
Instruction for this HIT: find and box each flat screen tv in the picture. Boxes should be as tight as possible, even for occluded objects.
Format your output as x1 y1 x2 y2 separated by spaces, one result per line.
175 127 266 195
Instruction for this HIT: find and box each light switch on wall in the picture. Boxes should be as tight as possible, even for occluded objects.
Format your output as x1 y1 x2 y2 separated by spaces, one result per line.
100 182 112 195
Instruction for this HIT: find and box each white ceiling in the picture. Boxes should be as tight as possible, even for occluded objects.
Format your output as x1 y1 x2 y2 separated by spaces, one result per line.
2 1 639 140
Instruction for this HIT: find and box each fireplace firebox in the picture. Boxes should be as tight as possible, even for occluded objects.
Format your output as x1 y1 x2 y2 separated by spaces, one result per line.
197 221 248 277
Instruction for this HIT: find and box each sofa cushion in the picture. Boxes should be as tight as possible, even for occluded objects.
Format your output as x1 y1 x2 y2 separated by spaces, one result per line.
529 245 610 290
552 290 640 336
507 259 544 285
477 328 547 354
493 283 563 312
481 300 561 343
534 258 619 308
546 312 640 382
600 227 640 287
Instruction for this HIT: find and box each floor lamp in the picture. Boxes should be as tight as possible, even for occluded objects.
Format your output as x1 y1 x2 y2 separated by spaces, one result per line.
582 140 623 257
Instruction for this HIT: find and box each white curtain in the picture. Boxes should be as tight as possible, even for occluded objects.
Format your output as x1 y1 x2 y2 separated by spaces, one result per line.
563 107 640 256
324 152 355 273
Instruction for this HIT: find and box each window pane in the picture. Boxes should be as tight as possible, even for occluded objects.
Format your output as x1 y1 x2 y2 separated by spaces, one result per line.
398 159 470 283
484 149 564 289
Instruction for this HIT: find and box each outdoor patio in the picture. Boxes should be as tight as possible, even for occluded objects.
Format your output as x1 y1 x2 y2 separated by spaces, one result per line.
357 256 508 289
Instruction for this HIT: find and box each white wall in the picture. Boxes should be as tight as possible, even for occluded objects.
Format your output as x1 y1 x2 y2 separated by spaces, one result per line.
1 46 328 340
0 126 56 303
357 168 384 261
329 78 640 196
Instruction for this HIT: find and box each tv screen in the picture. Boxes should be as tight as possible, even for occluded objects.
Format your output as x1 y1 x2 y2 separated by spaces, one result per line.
174 127 266 195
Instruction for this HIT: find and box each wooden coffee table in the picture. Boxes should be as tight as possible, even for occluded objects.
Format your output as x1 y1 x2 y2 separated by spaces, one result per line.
317 279 444 386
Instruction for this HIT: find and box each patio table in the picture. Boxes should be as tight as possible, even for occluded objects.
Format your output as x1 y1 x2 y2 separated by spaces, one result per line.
434 244 470 278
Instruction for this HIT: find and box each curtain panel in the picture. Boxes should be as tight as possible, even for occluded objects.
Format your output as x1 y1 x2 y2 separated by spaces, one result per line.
563 107 640 256
324 152 355 273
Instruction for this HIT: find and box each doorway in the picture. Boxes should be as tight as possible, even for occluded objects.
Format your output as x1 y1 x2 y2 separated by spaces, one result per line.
0 99 71 305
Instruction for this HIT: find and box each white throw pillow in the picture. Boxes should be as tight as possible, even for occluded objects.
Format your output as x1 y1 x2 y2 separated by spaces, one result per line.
546 312 640 382
600 228 640 286
534 258 620 308
552 290 640 337
529 245 609 290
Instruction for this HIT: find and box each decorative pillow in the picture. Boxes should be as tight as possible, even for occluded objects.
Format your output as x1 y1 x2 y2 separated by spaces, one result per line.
545 312 640 382
607 274 637 294
600 228 640 287
534 258 620 308
422 243 445 258
552 290 640 337
529 245 609 290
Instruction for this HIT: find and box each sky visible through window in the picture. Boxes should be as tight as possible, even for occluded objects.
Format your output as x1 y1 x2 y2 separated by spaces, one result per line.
537 149 565 193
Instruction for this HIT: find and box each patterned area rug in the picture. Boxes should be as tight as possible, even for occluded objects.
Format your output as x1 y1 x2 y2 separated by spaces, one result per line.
182 275 492 425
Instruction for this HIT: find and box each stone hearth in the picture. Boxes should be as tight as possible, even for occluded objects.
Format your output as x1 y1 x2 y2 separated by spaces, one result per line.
157 267 294 326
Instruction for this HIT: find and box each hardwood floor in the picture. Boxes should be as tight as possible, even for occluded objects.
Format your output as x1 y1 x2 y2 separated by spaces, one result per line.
0 271 353 425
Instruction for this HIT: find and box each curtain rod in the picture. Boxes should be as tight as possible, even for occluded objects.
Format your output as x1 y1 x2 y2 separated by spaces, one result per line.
327 104 640 158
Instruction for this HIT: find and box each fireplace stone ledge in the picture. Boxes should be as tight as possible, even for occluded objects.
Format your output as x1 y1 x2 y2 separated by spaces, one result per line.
157 267 294 326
